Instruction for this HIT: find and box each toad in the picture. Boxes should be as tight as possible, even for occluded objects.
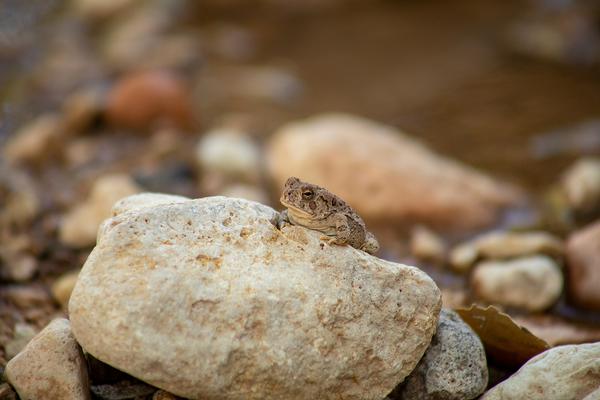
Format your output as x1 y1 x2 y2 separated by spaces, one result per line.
278 177 379 254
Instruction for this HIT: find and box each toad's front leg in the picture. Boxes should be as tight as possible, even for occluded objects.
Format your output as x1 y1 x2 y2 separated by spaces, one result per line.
325 213 350 246
275 209 291 230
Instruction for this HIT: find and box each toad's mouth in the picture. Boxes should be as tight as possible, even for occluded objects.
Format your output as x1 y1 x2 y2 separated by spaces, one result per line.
280 197 313 218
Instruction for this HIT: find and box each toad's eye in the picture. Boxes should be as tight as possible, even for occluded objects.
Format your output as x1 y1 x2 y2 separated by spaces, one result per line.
301 190 314 200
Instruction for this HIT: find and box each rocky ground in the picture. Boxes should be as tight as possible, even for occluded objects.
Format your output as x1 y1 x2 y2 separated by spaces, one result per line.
1 1 600 399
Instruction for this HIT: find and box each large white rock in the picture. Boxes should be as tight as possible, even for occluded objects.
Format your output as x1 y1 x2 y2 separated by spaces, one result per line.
69 195 442 400
482 343 600 400
4 318 90 400
267 114 519 230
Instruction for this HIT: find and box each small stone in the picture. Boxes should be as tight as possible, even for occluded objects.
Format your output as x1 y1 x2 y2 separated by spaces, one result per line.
59 174 142 248
410 225 446 263
69 195 441 400
196 128 261 183
562 158 600 214
4 318 90 400
4 323 37 360
3 114 62 165
267 114 518 230
566 221 600 310
51 270 80 309
450 231 563 272
391 309 488 400
106 70 193 132
471 255 563 312
481 343 600 400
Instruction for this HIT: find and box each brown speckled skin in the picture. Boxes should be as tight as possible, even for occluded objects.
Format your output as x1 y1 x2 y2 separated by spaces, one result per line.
279 177 379 254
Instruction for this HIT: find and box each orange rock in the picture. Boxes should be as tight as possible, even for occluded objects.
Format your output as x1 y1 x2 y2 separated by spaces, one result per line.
106 70 194 132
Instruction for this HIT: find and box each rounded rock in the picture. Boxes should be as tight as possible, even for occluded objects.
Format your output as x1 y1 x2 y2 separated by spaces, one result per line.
4 318 90 400
106 70 194 132
267 114 519 230
69 195 441 400
59 174 142 248
566 221 600 310
471 255 563 312
391 309 488 400
481 343 600 400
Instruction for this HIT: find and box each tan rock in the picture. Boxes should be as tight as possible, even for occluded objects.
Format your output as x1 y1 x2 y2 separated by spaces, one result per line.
562 158 600 214
4 318 90 400
51 270 81 309
69 195 441 400
471 256 563 312
410 225 447 263
59 174 142 248
450 231 563 272
566 221 600 310
3 114 62 165
267 114 518 230
481 343 600 400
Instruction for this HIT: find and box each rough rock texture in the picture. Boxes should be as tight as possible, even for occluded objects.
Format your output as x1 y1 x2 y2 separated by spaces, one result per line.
391 309 488 400
4 318 90 400
471 256 563 311
481 343 600 400
110 192 189 217
566 221 600 310
267 114 518 230
59 174 142 248
449 231 563 272
69 195 441 400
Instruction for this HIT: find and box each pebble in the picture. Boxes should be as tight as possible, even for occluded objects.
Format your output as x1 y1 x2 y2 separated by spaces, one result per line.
106 70 193 132
4 319 90 400
471 255 563 312
72 0 138 21
562 158 600 215
59 174 141 248
0 236 37 283
4 323 37 360
69 194 441 400
391 309 488 400
195 128 262 183
409 225 446 263
449 231 563 272
3 114 62 165
566 221 600 310
0 165 39 228
481 343 600 400
153 390 178 400
0 383 17 400
267 114 519 230
51 270 80 309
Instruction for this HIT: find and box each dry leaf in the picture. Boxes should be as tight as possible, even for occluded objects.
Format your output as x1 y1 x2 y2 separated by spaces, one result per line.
455 304 550 367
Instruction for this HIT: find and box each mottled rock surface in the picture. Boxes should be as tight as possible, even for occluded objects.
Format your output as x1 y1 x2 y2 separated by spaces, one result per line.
69 195 441 400
482 343 600 400
471 256 563 311
267 114 518 230
566 221 600 310
4 318 90 400
391 309 488 400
